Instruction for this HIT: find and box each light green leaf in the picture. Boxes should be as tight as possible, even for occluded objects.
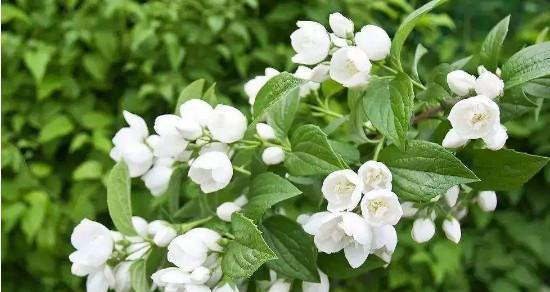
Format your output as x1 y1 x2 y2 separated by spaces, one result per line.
130 260 149 292
243 173 302 221
479 16 510 71
364 74 414 150
221 213 277 280
266 83 301 141
38 115 74 143
202 83 218 105
348 88 369 143
163 33 185 70
260 215 319 282
1 4 31 24
318 252 386 279
460 148 549 190
21 191 49 243
390 0 447 70
502 42 550 89
412 43 428 80
523 78 550 99
73 161 103 181
379 140 479 202
83 54 109 81
107 161 136 235
174 79 205 113
24 49 51 83
285 124 347 176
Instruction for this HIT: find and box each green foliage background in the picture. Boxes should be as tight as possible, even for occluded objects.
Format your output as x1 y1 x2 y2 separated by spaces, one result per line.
2 0 549 291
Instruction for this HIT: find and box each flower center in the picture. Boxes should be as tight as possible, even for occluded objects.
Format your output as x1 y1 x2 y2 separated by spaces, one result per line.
345 59 359 75
335 181 355 199
366 170 383 185
368 199 389 217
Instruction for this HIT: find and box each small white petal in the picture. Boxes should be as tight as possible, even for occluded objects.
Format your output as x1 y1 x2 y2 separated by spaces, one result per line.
446 70 476 96
256 123 276 140
329 12 354 38
482 125 508 150
262 147 285 165
355 25 391 61
442 129 469 149
207 105 247 144
478 190 497 212
216 202 241 222
411 218 435 243
131 216 149 238
442 217 461 243
444 185 460 207
179 99 214 127
475 70 504 99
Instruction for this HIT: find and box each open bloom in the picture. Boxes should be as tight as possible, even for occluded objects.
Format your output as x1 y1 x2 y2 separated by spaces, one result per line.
167 228 222 272
411 218 435 243
322 169 363 212
141 158 174 196
110 111 154 177
360 189 402 226
358 160 392 193
329 12 354 38
329 46 371 87
447 70 476 96
262 146 285 165
188 151 233 193
303 212 373 268
355 25 391 61
290 21 331 65
442 217 461 243
478 190 497 212
69 219 114 270
207 105 247 144
475 70 504 99
85 265 115 292
151 267 211 292
245 68 280 105
371 225 397 262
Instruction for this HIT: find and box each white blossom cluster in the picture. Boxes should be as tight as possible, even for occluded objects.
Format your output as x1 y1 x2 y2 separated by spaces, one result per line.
443 66 508 150
69 217 176 292
261 270 329 292
110 99 248 195
401 187 499 244
298 161 403 268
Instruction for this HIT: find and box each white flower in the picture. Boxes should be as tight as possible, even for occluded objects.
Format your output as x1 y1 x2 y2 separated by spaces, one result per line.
262 147 285 165
244 68 280 105
216 202 241 222
303 212 373 268
475 70 504 99
147 220 170 237
190 266 211 284
151 267 210 292
478 190 497 212
294 65 321 97
358 160 392 193
268 279 291 292
179 99 214 127
69 219 113 270
444 185 460 207
184 228 223 252
290 21 331 65
321 169 363 212
482 124 508 150
154 114 203 142
146 133 189 158
131 216 149 238
167 228 221 272
371 225 397 262
302 269 330 292
296 213 312 225
329 46 371 87
113 262 132 292
86 265 115 292
213 283 239 292
442 129 469 149
199 142 232 156
447 95 501 140
176 116 204 141
256 123 276 141
447 70 476 96
400 202 418 218
188 151 233 193
411 218 435 243
330 33 348 47
141 158 174 196
329 12 354 38
360 189 402 226
355 25 391 61
153 226 177 247
442 217 461 243
207 105 247 144
110 111 153 177
310 63 330 83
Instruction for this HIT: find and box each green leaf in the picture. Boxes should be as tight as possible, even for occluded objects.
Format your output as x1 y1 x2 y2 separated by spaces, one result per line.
222 213 277 280
202 83 218 105
523 78 550 99
1 4 31 24
460 148 549 190
364 74 414 150
285 124 347 176
130 260 149 292
83 54 109 81
390 0 447 70
479 16 510 71
38 115 74 143
24 49 51 83
174 79 205 113
21 191 49 243
379 140 479 201
252 73 305 132
502 42 550 89
260 215 319 282
412 43 428 80
348 88 369 143
329 140 360 165
107 161 136 235
318 252 386 279
73 160 103 181
243 173 302 221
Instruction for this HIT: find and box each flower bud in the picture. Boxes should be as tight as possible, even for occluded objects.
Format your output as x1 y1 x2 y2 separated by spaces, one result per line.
262 147 285 165
234 195 248 207
207 105 247 144
355 25 391 61
442 217 461 243
179 99 214 127
188 151 233 193
411 218 435 243
147 220 169 236
444 185 460 207
446 70 476 96
478 190 497 212
153 226 177 247
175 116 203 140
330 33 348 47
475 71 504 99
400 202 418 218
256 123 276 141
216 202 241 222
329 13 354 38
131 216 149 238
291 21 331 65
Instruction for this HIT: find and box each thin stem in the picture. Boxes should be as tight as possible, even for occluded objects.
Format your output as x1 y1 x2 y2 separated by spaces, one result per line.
178 216 213 233
373 137 385 161
233 165 251 176
307 104 343 118
379 64 426 90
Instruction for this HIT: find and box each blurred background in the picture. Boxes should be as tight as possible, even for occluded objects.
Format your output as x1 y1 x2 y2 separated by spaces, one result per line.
2 0 549 291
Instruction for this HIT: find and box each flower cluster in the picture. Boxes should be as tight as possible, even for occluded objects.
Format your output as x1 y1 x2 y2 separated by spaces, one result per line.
443 66 508 150
299 161 402 268
110 99 248 195
261 270 329 292
290 13 391 88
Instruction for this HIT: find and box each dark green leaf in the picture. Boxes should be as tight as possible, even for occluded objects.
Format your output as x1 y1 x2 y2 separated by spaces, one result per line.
318 252 386 279
175 79 205 113
502 42 550 89
479 16 510 71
